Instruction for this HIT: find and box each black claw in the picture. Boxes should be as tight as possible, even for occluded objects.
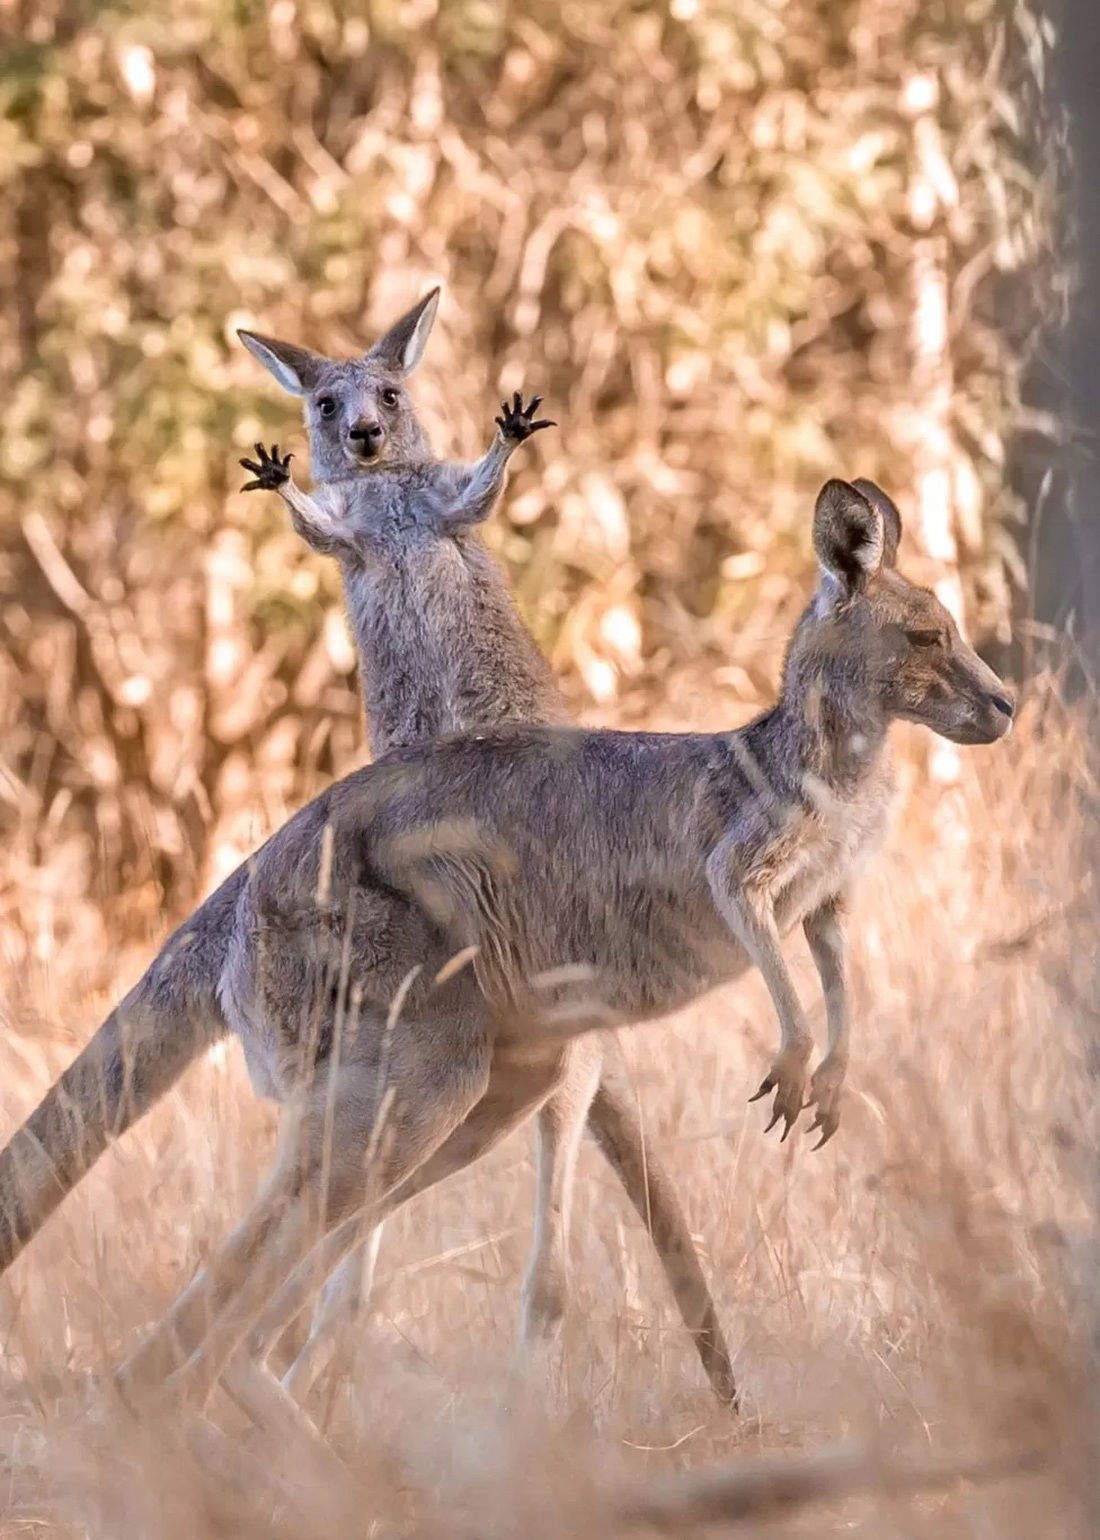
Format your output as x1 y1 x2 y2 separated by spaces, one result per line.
497 392 555 443
748 1077 773 1104
763 1107 782 1135
238 442 292 491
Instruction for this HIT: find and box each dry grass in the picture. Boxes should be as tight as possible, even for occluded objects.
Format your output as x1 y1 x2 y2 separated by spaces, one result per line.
0 677 1091 1538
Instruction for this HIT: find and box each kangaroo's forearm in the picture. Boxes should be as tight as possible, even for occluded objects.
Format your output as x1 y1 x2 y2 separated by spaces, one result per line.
705 846 812 1059
277 478 347 553
444 435 515 526
803 898 848 1069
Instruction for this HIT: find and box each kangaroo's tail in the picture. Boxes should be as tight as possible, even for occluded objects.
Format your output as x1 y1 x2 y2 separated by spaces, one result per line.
587 1051 739 1410
0 885 240 1275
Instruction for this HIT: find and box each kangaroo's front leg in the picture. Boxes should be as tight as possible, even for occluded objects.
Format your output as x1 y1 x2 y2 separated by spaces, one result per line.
441 392 555 529
802 896 848 1148
705 839 814 1141
239 443 354 558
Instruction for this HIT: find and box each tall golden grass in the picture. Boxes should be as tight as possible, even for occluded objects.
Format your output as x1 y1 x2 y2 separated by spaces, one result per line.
0 678 1092 1537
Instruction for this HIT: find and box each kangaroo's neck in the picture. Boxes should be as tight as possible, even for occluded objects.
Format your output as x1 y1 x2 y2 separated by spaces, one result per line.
771 657 890 798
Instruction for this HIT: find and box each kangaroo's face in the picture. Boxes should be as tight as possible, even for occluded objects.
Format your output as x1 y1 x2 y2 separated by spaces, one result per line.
238 289 440 483
796 479 1015 746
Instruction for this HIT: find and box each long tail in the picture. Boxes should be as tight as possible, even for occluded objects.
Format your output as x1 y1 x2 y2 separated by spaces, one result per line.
0 880 240 1275
586 1052 739 1409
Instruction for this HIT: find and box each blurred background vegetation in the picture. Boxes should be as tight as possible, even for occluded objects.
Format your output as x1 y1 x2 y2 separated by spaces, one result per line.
0 0 1060 955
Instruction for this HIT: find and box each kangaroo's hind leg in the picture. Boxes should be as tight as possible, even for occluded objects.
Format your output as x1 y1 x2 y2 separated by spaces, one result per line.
277 1037 601 1400
117 998 493 1409
518 1036 602 1345
224 1040 578 1414
278 1224 383 1400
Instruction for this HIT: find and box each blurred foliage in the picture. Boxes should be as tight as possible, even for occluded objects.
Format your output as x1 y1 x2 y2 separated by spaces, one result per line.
0 0 1058 937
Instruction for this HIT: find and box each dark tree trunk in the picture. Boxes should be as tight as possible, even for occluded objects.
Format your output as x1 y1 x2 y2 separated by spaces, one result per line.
1040 0 1100 681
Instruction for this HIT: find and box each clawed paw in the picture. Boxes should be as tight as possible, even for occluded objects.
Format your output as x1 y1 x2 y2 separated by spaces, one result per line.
804 1061 844 1149
239 442 293 492
748 1047 810 1142
495 391 556 443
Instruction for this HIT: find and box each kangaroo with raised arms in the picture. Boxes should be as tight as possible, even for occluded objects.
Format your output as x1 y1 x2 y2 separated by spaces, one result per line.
233 288 736 1402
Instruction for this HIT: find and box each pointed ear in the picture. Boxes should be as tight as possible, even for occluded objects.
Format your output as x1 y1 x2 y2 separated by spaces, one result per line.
237 331 328 397
812 480 885 593
850 478 902 567
365 287 440 376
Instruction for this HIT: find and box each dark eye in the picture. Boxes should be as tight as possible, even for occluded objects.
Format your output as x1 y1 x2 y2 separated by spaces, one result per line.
380 388 399 408
907 629 941 649
317 397 337 419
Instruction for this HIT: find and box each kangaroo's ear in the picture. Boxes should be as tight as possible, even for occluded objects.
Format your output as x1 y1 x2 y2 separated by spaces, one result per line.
238 331 327 397
365 287 440 376
850 478 902 567
812 480 885 593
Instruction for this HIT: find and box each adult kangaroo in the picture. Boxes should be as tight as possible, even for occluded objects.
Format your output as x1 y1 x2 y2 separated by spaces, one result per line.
0 474 1009 1409
234 288 736 1402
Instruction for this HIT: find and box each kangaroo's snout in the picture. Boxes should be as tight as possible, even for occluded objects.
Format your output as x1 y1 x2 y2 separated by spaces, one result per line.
945 653 1016 745
979 684 1015 741
348 420 385 460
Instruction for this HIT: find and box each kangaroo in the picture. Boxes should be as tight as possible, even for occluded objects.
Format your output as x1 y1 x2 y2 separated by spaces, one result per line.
25 473 1010 1409
234 288 736 1403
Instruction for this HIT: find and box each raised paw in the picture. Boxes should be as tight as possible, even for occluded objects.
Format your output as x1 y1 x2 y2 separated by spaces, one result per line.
748 1044 810 1142
495 390 556 444
239 442 293 492
805 1058 845 1150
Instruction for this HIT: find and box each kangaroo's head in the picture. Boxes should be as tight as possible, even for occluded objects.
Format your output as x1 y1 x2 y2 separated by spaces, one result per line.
785 478 1014 747
237 289 440 482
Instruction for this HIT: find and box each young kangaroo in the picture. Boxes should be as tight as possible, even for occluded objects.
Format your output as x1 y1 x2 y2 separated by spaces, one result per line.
235 290 736 1403
7 473 1009 1409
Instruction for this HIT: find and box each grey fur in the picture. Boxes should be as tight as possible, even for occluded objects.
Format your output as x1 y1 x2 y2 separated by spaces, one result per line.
103 474 1014 1409
235 299 732 1402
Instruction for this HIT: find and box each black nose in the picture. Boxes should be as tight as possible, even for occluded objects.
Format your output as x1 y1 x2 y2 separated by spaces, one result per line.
990 691 1015 720
349 423 383 446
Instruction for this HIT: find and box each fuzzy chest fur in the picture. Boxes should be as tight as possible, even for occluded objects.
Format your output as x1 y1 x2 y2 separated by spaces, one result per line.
346 543 562 755
767 761 897 932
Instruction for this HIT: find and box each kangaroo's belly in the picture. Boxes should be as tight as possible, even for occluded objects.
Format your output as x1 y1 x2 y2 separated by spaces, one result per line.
499 882 753 1039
